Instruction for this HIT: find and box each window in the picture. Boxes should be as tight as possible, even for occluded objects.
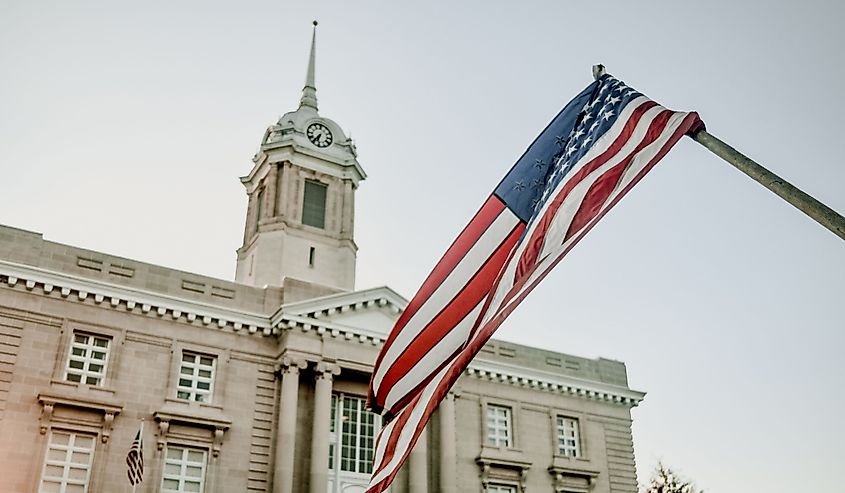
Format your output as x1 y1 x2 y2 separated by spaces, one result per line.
487 485 516 493
329 394 377 475
176 352 216 403
65 332 110 386
39 430 95 493
161 446 207 493
486 404 512 447
556 416 581 458
302 180 327 229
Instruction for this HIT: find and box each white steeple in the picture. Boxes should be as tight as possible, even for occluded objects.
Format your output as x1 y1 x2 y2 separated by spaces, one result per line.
299 21 318 112
235 22 365 294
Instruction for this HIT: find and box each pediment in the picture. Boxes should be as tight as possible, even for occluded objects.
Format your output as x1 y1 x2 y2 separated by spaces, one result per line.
276 286 407 336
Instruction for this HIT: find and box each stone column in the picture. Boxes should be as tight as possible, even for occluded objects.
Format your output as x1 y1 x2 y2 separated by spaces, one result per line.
310 362 340 493
408 425 428 493
340 179 354 238
439 393 457 493
274 357 307 493
267 164 279 218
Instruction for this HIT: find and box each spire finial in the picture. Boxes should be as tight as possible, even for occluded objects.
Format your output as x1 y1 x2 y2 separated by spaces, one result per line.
299 21 319 111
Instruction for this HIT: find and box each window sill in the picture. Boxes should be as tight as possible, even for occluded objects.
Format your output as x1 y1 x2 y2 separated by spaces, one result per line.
49 379 117 398
551 454 592 465
163 396 223 412
157 399 230 428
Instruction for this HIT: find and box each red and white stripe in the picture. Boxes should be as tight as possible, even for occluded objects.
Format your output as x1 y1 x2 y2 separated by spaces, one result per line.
368 196 524 416
365 95 702 492
126 428 144 486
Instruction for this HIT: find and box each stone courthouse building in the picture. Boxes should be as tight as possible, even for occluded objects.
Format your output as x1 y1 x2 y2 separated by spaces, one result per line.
0 28 645 493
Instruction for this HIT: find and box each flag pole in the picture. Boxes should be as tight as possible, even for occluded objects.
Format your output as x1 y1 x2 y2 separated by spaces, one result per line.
592 64 845 241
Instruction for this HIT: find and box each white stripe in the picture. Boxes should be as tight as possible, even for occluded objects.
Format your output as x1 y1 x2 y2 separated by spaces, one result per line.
383 300 484 411
371 208 519 394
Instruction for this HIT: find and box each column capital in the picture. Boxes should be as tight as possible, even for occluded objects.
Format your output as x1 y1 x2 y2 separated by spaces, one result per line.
278 356 308 375
314 361 341 380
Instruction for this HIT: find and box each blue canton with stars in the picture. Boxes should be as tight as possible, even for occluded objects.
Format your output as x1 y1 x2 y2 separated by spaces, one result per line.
494 75 643 224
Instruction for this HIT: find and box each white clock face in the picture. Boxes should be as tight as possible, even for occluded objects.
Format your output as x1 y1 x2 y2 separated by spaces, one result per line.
306 122 333 148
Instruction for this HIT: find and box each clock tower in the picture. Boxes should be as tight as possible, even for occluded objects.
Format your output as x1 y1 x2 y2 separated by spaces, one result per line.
235 22 365 292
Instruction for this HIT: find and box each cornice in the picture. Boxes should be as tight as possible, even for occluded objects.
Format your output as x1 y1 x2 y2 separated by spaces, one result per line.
466 358 645 408
275 313 386 346
0 259 271 335
275 285 406 320
0 261 644 405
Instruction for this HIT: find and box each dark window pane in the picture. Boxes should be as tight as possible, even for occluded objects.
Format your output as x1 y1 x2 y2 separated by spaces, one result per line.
302 180 327 229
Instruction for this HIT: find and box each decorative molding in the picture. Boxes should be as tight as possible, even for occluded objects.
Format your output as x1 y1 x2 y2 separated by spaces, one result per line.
153 405 232 458
276 313 387 346
548 463 599 493
0 260 268 335
314 361 341 380
477 453 532 493
37 392 123 442
275 285 406 321
466 359 645 408
278 356 308 376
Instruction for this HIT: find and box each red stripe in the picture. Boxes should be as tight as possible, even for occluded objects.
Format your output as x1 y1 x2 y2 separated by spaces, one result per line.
376 223 524 415
369 196 506 410
515 101 658 279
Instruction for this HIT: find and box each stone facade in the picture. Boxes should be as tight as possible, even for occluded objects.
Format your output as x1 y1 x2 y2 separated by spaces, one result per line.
0 25 644 493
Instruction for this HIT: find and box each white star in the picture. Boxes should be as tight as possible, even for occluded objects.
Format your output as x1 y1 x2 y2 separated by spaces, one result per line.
582 113 593 123
572 128 585 140
580 136 592 149
566 145 576 156
602 109 615 121
608 96 621 105
589 120 600 132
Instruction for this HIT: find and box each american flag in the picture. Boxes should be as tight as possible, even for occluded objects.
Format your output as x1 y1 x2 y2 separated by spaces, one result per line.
126 426 144 486
365 73 703 492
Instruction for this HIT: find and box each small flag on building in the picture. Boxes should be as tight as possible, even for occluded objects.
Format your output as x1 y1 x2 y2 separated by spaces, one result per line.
365 72 704 493
126 422 144 487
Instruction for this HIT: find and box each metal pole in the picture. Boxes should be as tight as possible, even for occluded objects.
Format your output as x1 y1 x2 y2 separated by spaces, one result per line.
690 129 845 241
590 64 845 241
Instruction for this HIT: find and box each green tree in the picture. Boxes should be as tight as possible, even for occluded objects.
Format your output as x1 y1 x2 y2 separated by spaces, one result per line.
641 463 702 493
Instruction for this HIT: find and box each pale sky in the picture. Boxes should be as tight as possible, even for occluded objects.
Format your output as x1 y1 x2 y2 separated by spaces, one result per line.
2 1 843 492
